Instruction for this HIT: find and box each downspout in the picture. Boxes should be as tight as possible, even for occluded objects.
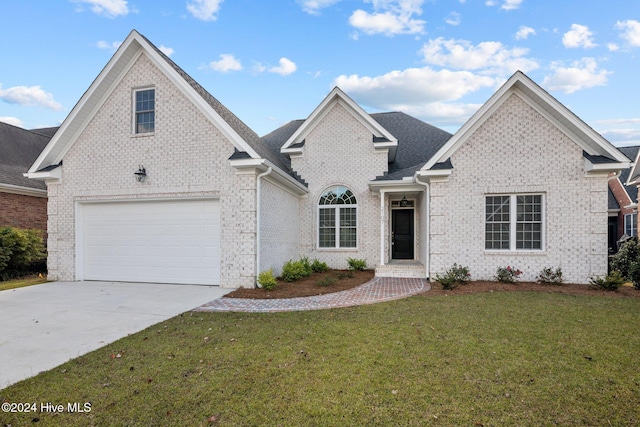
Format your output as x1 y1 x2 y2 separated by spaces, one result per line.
255 166 272 287
415 175 430 280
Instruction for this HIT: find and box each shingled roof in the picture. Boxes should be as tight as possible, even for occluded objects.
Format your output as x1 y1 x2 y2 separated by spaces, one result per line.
0 122 53 191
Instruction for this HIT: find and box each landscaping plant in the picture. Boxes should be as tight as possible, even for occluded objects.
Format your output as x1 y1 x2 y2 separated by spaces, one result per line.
495 266 523 283
589 271 626 291
0 226 46 281
537 267 564 285
257 269 278 290
609 238 640 289
435 263 471 290
347 257 367 271
310 258 329 273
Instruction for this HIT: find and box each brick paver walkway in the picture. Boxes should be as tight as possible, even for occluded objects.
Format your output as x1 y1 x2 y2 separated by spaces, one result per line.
194 276 430 313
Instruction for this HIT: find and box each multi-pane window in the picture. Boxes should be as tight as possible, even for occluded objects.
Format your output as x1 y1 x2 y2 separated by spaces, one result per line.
625 212 637 237
135 89 155 134
318 186 357 248
485 194 543 250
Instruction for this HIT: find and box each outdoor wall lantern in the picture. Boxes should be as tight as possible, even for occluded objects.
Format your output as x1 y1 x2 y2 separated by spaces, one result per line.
134 165 147 182
400 193 409 207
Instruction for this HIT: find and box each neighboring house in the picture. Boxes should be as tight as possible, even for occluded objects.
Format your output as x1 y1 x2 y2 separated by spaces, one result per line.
608 146 639 252
27 30 630 287
0 122 55 234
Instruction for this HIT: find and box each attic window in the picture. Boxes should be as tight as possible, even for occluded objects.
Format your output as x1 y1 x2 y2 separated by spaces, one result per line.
135 88 155 134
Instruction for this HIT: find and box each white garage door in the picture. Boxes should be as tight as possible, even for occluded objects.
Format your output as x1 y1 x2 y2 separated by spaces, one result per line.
79 199 220 285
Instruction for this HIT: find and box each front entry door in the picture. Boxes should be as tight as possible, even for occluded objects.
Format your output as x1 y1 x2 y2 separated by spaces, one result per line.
392 209 414 259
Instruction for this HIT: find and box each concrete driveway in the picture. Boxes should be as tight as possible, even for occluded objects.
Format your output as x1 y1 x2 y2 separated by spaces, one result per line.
0 281 230 389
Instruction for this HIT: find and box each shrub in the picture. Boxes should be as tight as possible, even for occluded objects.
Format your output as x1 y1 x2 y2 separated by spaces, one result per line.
317 276 337 287
311 258 329 273
610 239 640 280
629 262 640 290
495 266 522 283
257 269 277 291
336 271 355 280
0 227 46 279
347 258 367 271
537 267 564 285
281 259 312 282
299 256 313 276
589 271 625 291
435 263 471 290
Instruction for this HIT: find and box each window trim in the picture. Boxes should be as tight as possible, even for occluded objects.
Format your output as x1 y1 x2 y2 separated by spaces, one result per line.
133 87 155 135
317 186 358 250
624 212 637 237
485 193 545 252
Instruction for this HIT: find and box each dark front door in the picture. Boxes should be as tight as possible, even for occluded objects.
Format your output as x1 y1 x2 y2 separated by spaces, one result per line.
392 209 414 259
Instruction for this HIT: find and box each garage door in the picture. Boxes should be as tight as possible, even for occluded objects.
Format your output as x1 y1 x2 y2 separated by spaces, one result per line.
79 199 220 285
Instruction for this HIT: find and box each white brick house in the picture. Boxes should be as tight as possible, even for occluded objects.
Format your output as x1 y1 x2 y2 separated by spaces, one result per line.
28 31 630 287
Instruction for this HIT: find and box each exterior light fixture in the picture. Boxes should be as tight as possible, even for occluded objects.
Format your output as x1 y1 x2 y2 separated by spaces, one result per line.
134 165 146 182
400 193 409 207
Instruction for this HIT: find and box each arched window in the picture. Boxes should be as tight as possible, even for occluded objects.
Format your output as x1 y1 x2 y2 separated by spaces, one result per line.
318 186 357 248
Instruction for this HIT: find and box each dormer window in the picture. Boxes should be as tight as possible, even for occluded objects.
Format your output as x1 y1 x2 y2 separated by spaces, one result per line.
134 88 155 134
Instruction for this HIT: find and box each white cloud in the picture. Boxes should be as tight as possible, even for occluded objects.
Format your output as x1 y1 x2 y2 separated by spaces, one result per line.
420 37 539 76
601 129 640 143
515 25 535 40
608 43 620 52
0 117 24 127
562 24 596 48
208 54 242 72
187 0 223 22
349 0 426 36
96 40 122 51
159 45 174 57
297 0 341 15
616 20 640 46
485 0 522 10
269 58 297 76
445 12 461 26
543 58 611 94
71 0 129 18
0 84 63 111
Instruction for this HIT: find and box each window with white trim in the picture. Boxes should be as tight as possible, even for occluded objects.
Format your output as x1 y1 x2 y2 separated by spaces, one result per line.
485 194 544 250
134 88 155 134
318 186 357 248
624 212 637 237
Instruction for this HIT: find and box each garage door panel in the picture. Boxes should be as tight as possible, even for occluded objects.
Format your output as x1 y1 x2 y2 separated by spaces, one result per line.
80 199 220 285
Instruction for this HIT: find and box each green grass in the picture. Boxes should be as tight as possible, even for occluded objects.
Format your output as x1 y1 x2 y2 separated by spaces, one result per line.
1 292 639 426
0 275 47 292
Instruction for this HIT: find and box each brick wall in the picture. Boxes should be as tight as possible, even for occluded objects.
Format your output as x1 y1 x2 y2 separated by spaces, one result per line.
0 192 47 234
47 53 257 288
429 93 608 284
291 102 388 269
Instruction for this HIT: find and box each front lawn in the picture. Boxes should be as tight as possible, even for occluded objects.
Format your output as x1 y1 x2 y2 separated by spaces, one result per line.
0 274 47 292
1 291 639 426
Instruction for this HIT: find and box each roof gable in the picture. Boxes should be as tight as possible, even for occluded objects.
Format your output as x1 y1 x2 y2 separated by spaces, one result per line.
28 30 266 175
280 87 398 161
422 71 629 172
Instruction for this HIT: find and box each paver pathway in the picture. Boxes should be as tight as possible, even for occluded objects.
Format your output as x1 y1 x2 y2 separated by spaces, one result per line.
195 276 430 313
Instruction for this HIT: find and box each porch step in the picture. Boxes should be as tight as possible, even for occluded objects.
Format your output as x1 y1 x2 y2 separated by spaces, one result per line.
375 262 426 279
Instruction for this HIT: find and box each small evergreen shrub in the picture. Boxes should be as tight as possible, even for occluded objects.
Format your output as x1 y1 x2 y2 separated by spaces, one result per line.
589 271 625 291
629 262 640 290
336 271 355 280
435 263 471 290
0 227 46 280
317 276 337 287
257 269 278 291
537 267 564 285
347 258 367 271
300 256 313 276
281 258 313 282
311 258 329 273
609 239 640 279
495 266 523 283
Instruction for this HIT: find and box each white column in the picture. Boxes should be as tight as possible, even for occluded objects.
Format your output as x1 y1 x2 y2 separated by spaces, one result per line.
380 189 386 266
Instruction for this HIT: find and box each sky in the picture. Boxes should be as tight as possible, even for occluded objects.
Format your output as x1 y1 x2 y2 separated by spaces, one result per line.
0 0 639 147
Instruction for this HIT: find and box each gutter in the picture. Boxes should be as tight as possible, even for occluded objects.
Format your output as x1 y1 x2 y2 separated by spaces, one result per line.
255 166 273 287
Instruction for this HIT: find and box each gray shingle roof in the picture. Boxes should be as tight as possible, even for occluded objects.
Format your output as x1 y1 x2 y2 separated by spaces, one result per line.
609 186 620 210
0 122 53 190
618 145 639 204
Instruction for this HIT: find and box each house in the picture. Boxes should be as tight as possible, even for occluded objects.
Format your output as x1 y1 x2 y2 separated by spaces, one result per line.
0 122 55 234
27 30 630 287
608 146 639 252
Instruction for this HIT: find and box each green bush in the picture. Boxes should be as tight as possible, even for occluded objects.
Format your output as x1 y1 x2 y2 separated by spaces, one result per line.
435 263 471 290
336 271 355 280
495 266 522 283
281 259 311 282
0 227 46 279
629 262 640 290
589 271 625 291
610 239 640 280
257 269 278 291
299 256 313 276
317 276 337 287
311 258 329 273
537 267 564 285
347 258 367 271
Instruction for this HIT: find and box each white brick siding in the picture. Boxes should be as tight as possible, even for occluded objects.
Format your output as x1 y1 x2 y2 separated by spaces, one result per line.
429 93 608 284
291 102 388 269
47 53 257 288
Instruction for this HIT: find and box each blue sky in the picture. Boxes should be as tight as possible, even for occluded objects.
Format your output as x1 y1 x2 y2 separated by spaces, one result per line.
1 0 639 146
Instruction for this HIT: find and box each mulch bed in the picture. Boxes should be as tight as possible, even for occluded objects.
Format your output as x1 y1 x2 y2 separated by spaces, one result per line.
225 269 640 299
